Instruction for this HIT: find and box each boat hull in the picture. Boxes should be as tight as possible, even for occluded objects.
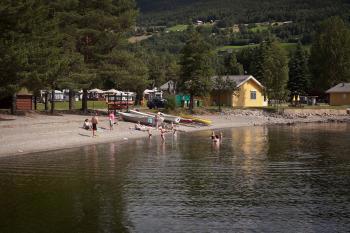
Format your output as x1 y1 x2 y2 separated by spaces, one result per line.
120 112 154 125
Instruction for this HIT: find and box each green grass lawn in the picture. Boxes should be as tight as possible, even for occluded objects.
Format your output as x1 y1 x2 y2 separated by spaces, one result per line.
37 101 108 111
217 44 258 51
249 25 269 32
167 24 188 32
217 43 310 53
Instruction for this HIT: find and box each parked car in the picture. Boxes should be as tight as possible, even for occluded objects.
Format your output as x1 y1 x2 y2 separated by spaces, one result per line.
147 98 167 109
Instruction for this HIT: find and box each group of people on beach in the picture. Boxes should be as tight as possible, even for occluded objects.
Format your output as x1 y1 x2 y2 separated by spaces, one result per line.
83 111 176 141
83 111 221 144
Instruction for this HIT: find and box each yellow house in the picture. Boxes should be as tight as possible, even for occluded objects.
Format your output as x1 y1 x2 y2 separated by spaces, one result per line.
211 75 267 107
326 83 350 106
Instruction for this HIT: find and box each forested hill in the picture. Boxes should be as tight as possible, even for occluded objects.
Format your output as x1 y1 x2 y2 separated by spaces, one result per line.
136 0 350 26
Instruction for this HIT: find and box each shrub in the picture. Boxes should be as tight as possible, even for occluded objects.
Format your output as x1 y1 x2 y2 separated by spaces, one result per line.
165 95 176 110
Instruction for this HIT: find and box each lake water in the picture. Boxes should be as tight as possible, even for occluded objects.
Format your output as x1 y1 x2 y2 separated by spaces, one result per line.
0 123 349 233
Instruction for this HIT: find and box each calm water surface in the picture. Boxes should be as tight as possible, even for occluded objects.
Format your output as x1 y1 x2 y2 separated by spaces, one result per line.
0 123 350 233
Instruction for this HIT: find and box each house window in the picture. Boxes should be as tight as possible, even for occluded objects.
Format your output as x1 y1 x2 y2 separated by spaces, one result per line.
250 91 257 100
343 94 347 99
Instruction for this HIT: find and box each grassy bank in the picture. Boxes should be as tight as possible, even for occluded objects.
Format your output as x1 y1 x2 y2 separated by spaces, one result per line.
36 101 107 111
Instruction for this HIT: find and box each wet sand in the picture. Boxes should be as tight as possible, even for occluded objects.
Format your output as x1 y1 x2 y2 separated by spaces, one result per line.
0 111 349 157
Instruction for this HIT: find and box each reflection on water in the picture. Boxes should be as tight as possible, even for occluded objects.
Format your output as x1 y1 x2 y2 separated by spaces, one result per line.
0 123 349 232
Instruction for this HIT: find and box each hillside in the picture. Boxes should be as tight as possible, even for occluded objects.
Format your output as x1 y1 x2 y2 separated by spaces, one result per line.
136 0 350 26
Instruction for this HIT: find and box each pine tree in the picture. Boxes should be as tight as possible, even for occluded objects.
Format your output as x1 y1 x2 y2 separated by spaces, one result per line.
57 0 138 112
179 31 214 111
0 1 30 113
288 42 310 96
310 16 350 92
224 52 243 75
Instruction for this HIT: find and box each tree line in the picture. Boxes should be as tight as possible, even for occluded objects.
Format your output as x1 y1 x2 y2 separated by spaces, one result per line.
0 0 148 114
1 0 349 114
177 17 350 110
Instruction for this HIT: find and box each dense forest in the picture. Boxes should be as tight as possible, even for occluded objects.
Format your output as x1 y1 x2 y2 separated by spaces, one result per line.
1 0 350 113
136 0 350 26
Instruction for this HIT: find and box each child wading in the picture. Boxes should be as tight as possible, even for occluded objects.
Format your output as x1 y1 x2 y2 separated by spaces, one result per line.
91 113 99 137
109 111 115 130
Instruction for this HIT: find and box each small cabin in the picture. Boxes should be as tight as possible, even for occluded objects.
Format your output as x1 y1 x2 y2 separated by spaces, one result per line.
210 75 267 108
326 83 350 106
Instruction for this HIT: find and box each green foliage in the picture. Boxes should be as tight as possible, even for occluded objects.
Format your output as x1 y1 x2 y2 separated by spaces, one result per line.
256 40 289 101
179 31 214 109
212 75 238 111
309 17 350 92
288 42 311 96
223 52 244 75
136 0 349 29
165 95 176 110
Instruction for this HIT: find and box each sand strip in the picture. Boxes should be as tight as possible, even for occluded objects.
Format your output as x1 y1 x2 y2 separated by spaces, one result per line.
0 111 349 157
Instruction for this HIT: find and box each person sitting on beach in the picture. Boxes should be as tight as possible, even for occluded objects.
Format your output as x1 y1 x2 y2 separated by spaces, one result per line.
83 119 91 130
135 121 147 131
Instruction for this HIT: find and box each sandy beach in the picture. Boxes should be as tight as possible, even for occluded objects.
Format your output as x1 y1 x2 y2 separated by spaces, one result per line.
0 109 349 157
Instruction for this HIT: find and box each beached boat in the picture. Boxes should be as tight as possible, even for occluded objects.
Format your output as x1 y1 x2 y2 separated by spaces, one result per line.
130 110 180 124
129 110 153 117
129 110 165 124
179 118 193 123
159 113 181 124
180 114 212 125
119 112 154 125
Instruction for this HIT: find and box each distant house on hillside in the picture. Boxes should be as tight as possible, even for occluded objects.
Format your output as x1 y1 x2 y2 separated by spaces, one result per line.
160 80 176 94
326 83 350 106
211 75 267 108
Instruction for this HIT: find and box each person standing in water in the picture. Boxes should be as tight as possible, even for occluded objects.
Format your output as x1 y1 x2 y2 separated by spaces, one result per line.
91 112 99 137
108 111 115 130
154 113 160 129
160 126 165 142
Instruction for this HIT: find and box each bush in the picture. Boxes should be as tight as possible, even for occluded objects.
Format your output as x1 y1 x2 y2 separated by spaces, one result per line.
165 95 176 110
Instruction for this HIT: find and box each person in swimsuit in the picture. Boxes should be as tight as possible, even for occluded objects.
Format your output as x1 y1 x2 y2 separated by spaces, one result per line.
160 126 165 142
108 111 115 130
91 113 99 137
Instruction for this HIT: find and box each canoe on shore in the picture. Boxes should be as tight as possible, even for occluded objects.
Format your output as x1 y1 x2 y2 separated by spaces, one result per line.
130 110 180 124
119 112 154 125
129 110 165 124
159 113 181 124
180 114 212 125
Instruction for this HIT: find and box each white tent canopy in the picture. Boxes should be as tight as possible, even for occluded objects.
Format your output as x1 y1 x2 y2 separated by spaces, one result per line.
88 88 104 94
104 89 122 94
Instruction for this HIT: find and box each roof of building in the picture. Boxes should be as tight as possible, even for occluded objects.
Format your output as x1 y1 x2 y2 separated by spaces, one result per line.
160 80 175 91
211 75 264 89
326 83 350 93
